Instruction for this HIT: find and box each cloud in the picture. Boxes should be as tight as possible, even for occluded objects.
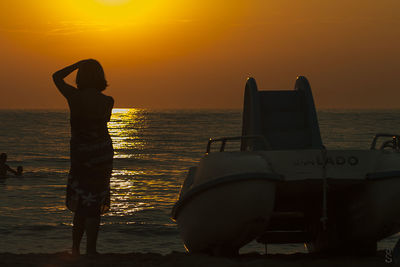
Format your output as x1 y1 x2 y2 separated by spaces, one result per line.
0 21 118 36
46 21 115 35
0 18 197 37
0 27 44 34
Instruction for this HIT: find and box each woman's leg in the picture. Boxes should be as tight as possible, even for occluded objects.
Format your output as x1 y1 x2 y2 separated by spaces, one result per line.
85 215 101 255
72 212 85 255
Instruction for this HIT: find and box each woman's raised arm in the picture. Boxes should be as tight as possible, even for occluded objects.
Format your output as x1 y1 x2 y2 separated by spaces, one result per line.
52 61 82 98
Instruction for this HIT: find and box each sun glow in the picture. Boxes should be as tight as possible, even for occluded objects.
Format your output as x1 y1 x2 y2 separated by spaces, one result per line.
54 1 166 26
4 1 247 63
97 0 131 6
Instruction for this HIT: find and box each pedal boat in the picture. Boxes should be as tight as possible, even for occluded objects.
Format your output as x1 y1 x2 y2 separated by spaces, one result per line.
172 76 400 255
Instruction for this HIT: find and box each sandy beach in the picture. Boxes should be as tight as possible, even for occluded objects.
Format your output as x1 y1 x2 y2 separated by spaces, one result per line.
0 251 391 267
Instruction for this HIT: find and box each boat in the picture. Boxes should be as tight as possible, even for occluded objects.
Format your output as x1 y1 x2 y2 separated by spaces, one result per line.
171 76 400 255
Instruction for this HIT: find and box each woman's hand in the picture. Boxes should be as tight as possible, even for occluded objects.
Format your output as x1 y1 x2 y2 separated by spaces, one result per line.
76 59 95 68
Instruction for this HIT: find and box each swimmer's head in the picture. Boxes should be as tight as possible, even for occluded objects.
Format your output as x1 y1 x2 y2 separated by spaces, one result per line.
0 153 6 163
17 166 23 176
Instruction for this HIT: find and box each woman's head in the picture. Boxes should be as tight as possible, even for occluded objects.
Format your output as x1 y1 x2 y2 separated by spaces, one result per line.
76 59 108 91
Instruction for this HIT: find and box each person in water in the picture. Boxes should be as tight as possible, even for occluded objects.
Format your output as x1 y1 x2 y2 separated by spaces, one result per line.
16 166 23 176
0 153 20 177
53 59 114 256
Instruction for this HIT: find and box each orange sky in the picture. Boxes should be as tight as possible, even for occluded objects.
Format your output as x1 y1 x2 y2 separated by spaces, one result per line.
0 0 399 109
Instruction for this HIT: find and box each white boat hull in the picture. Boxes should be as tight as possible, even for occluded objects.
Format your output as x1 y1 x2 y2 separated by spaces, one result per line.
175 178 276 253
172 147 400 254
346 177 400 241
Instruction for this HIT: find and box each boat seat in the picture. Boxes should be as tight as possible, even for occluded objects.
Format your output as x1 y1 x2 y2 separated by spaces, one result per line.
241 76 323 151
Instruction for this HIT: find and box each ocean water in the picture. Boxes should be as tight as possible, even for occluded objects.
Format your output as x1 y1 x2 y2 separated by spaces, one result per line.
0 109 400 254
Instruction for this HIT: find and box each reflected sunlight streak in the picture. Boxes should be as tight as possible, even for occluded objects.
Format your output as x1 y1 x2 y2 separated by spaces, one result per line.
109 108 147 154
106 108 183 218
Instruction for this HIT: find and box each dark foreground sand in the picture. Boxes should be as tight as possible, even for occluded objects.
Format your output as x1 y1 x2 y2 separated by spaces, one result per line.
0 251 393 267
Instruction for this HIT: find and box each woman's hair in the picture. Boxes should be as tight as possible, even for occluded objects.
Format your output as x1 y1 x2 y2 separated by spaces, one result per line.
76 59 108 91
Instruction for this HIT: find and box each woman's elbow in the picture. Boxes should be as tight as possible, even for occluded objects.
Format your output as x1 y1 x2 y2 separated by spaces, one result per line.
52 72 58 80
52 72 62 85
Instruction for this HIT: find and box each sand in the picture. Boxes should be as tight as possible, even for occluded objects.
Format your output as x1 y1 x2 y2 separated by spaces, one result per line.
0 251 392 267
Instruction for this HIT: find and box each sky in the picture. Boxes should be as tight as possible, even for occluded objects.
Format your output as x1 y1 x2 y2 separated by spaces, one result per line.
0 0 399 109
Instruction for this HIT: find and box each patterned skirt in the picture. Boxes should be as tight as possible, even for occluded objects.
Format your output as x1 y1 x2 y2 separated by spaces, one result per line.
66 136 114 216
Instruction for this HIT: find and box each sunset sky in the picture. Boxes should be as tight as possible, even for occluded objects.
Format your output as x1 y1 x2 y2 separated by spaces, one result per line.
0 0 399 109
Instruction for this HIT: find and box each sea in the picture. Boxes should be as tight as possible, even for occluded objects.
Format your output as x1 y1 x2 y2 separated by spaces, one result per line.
0 109 400 255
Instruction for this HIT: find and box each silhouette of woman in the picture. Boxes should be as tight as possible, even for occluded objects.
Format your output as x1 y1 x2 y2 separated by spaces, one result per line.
53 59 114 256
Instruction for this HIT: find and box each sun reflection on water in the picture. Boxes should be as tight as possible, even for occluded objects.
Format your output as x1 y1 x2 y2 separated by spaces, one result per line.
109 108 147 157
107 108 181 218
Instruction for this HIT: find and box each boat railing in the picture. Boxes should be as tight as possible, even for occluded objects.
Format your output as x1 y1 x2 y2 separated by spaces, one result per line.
206 135 269 153
370 133 400 150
